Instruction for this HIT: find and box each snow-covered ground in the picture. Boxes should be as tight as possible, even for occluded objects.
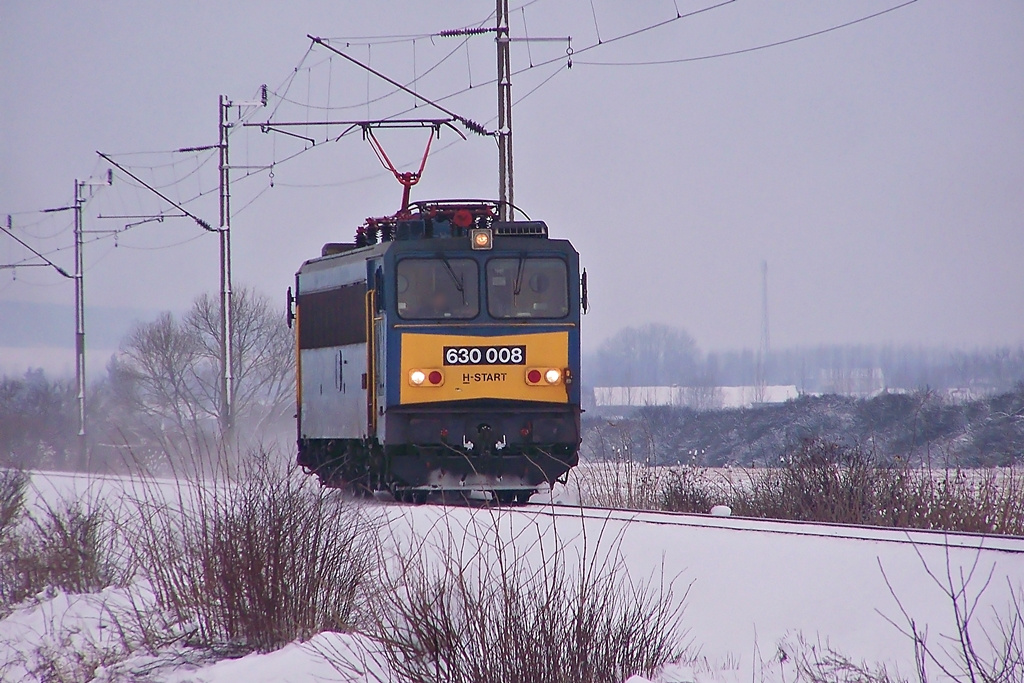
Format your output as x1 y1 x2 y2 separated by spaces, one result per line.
3 470 1022 682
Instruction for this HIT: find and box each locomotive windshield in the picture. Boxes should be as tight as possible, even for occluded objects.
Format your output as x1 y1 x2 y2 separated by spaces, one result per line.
396 258 479 319
487 257 569 319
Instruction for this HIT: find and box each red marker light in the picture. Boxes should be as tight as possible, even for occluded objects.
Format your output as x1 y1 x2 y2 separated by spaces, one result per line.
428 370 443 385
527 369 542 384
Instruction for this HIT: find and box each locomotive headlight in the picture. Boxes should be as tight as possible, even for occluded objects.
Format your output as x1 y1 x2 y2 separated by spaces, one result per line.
409 369 444 386
470 228 493 250
545 369 562 385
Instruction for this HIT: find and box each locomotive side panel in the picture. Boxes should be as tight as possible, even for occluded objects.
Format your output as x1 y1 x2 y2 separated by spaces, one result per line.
370 260 389 445
296 254 375 442
299 345 366 439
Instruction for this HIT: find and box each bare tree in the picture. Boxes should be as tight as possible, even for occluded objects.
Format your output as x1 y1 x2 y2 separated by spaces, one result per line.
183 288 295 432
593 324 701 387
110 287 294 443
109 312 207 436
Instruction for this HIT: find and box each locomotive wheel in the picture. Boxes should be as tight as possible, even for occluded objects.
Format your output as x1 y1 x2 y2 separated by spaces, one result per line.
494 491 518 506
404 490 428 505
515 489 535 504
392 486 428 505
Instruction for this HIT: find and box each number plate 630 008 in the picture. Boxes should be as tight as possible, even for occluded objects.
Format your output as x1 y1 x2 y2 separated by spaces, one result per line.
443 345 526 366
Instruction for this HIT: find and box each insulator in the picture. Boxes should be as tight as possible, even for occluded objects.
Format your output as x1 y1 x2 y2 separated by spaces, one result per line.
437 27 494 38
459 118 489 136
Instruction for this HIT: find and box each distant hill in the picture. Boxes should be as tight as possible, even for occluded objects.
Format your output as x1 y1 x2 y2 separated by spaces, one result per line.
583 387 1024 468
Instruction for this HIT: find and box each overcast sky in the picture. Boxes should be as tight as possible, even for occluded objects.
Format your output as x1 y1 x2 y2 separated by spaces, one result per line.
2 0 1022 374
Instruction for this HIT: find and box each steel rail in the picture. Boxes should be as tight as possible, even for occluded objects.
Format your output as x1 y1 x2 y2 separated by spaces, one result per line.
518 502 1024 554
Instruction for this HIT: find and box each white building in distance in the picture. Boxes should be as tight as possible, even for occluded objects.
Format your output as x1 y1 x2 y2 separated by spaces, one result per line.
593 385 799 410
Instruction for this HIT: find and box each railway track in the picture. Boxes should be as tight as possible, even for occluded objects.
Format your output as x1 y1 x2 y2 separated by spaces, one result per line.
516 501 1024 553
24 469 1024 554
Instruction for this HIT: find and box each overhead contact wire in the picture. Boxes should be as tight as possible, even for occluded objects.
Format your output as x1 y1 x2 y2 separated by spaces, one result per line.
577 0 920 66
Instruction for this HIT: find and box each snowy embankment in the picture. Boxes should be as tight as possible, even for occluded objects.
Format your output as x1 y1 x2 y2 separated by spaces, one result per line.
2 470 1022 682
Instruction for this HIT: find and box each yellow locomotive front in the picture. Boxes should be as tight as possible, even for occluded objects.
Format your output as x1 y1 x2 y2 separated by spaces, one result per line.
400 330 569 405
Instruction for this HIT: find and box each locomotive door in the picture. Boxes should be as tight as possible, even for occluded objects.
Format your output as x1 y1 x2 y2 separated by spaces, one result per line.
367 264 388 441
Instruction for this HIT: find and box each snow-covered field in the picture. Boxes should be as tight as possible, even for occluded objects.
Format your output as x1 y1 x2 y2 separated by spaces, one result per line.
2 470 1022 682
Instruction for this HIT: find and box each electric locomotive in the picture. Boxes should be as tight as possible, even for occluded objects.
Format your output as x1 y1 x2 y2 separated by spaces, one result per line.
290 200 583 503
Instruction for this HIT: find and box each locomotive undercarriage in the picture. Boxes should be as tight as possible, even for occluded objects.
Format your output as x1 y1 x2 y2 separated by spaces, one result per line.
298 401 580 504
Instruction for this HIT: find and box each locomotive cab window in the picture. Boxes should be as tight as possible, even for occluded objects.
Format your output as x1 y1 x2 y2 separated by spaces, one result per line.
396 258 479 320
487 257 569 319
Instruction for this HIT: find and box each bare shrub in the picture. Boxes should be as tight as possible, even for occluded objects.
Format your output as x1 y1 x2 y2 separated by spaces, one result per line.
1 492 128 610
655 439 1024 534
360 510 690 683
129 450 373 653
907 467 1024 536
659 464 725 514
0 469 29 610
572 458 668 510
729 440 890 524
0 582 173 683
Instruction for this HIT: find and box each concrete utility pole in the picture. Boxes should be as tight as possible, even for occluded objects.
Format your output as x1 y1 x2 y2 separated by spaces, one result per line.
72 174 111 465
74 180 86 464
218 90 265 437
755 260 770 403
496 0 513 221
492 3 568 220
218 95 234 436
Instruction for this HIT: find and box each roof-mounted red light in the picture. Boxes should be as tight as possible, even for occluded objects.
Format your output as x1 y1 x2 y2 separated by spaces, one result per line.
453 209 474 228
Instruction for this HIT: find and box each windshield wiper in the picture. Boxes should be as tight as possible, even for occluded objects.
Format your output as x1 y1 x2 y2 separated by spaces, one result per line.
438 254 466 305
512 254 526 306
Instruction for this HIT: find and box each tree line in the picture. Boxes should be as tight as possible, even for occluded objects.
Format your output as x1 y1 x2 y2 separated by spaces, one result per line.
585 324 1024 394
1 287 294 472
6 318 1024 471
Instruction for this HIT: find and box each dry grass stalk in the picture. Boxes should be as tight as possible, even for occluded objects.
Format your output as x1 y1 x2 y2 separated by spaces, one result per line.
652 439 1024 535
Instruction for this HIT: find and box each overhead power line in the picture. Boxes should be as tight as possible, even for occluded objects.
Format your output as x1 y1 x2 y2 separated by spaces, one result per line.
576 0 919 66
98 152 216 233
357 0 737 122
1 217 72 278
308 36 491 136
